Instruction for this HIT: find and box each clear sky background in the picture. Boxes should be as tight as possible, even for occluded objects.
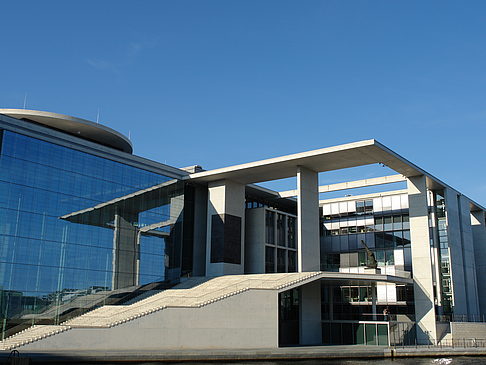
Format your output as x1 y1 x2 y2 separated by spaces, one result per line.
1 1 485 205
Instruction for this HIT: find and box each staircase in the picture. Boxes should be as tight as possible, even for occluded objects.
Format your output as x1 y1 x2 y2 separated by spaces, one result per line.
0 272 322 351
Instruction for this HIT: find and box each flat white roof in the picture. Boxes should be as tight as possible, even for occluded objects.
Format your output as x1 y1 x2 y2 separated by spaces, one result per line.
185 139 485 211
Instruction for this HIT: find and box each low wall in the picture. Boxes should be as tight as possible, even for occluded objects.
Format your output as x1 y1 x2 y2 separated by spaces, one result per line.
451 322 486 339
22 289 279 351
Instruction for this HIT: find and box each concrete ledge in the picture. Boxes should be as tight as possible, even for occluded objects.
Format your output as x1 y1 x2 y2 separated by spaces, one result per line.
2 346 486 363
0 346 391 363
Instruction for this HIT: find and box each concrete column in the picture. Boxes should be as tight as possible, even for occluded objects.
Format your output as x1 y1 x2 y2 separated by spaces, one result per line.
407 175 437 344
458 195 479 318
192 185 208 277
206 180 245 276
165 195 185 282
471 210 486 318
299 280 322 345
444 188 468 316
112 214 138 289
297 166 320 272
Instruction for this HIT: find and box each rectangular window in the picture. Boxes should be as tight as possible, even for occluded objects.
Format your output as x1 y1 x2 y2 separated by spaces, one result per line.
277 214 285 246
374 216 383 231
393 215 402 230
288 251 297 273
356 201 365 214
287 217 296 248
265 246 275 273
277 248 286 273
365 200 373 213
265 211 275 244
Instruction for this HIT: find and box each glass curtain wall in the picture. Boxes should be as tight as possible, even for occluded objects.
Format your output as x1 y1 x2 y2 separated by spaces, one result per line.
0 130 184 338
320 195 415 322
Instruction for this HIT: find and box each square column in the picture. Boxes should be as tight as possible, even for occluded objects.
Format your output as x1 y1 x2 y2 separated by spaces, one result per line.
299 280 322 345
472 210 486 317
297 166 320 272
407 175 437 344
112 214 138 289
206 180 245 276
445 189 479 318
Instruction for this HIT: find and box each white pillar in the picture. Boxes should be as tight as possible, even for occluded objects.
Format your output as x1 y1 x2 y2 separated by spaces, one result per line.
407 175 437 344
297 166 320 272
472 210 486 318
206 180 245 276
299 280 322 345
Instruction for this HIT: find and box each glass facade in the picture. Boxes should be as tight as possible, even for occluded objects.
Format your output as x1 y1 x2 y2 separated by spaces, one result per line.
264 209 297 273
0 130 185 338
434 191 453 314
320 194 415 323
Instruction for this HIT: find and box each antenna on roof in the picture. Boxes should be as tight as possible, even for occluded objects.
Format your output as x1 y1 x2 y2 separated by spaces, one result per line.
23 93 27 109
128 130 131 140
96 109 100 124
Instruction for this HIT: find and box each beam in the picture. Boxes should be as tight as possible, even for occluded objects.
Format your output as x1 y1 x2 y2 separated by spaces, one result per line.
279 174 406 198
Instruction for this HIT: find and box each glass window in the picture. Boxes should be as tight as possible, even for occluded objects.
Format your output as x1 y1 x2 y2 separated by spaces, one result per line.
402 230 411 246
374 216 383 231
265 210 275 244
365 324 377 345
288 251 297 273
265 246 275 273
385 249 394 265
402 214 410 229
287 217 296 248
365 200 373 213
356 201 365 214
277 214 285 246
375 250 385 265
0 131 176 337
277 249 286 273
393 215 402 230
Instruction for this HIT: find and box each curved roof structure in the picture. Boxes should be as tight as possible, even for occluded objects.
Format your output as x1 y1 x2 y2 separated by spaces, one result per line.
0 109 133 153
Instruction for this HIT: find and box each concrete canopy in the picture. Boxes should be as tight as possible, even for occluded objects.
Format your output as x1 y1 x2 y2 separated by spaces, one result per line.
185 140 424 184
185 139 485 211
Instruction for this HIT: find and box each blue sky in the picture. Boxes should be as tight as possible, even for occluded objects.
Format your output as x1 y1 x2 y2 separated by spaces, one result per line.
1 1 485 205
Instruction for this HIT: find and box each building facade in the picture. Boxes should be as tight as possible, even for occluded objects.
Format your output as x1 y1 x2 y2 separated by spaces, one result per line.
0 109 485 350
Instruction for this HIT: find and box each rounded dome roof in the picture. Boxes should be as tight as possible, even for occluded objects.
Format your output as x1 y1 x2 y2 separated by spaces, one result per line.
0 109 133 153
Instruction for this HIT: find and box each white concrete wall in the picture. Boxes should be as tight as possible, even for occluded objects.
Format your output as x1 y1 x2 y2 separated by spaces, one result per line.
297 166 320 272
206 180 246 276
22 289 279 351
451 322 486 340
472 210 486 317
407 175 437 344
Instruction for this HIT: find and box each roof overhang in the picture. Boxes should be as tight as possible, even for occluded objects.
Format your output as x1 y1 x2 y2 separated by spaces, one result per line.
0 109 133 153
185 139 485 211
185 140 425 184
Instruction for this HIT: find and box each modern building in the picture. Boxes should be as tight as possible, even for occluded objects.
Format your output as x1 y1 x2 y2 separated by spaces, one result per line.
0 109 485 351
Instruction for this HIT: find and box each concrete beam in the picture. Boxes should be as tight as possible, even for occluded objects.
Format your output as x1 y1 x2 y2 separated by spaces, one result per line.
280 174 406 198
